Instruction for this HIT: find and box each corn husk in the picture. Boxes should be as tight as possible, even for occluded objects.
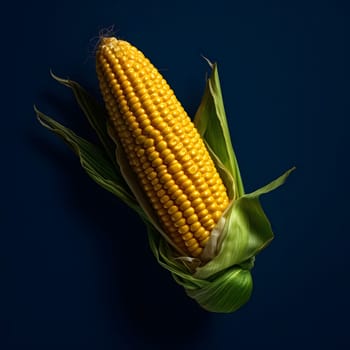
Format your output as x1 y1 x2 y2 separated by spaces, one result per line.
35 64 294 313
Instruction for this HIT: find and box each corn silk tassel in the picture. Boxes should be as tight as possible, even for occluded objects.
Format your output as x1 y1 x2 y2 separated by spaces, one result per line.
35 37 295 313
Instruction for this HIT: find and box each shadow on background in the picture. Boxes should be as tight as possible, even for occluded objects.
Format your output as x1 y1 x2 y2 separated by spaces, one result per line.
29 87 213 347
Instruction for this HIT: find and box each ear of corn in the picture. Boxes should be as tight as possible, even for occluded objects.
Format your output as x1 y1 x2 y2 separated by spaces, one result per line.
36 36 294 313
95 37 230 258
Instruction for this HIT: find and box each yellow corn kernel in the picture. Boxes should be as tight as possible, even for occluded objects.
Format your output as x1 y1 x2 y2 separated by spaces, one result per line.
96 37 230 257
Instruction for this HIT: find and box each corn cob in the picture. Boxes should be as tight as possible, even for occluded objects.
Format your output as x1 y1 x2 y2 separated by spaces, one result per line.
96 37 230 257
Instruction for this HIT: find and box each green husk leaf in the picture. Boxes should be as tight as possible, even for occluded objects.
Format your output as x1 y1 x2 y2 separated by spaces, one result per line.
146 222 252 313
194 62 244 198
50 72 117 165
145 168 294 312
34 106 142 216
194 167 295 279
185 267 253 313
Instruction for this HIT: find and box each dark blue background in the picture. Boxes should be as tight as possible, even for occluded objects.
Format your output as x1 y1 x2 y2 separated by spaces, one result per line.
3 0 349 348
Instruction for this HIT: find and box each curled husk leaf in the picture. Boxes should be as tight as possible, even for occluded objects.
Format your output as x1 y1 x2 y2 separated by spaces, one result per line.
35 65 295 313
